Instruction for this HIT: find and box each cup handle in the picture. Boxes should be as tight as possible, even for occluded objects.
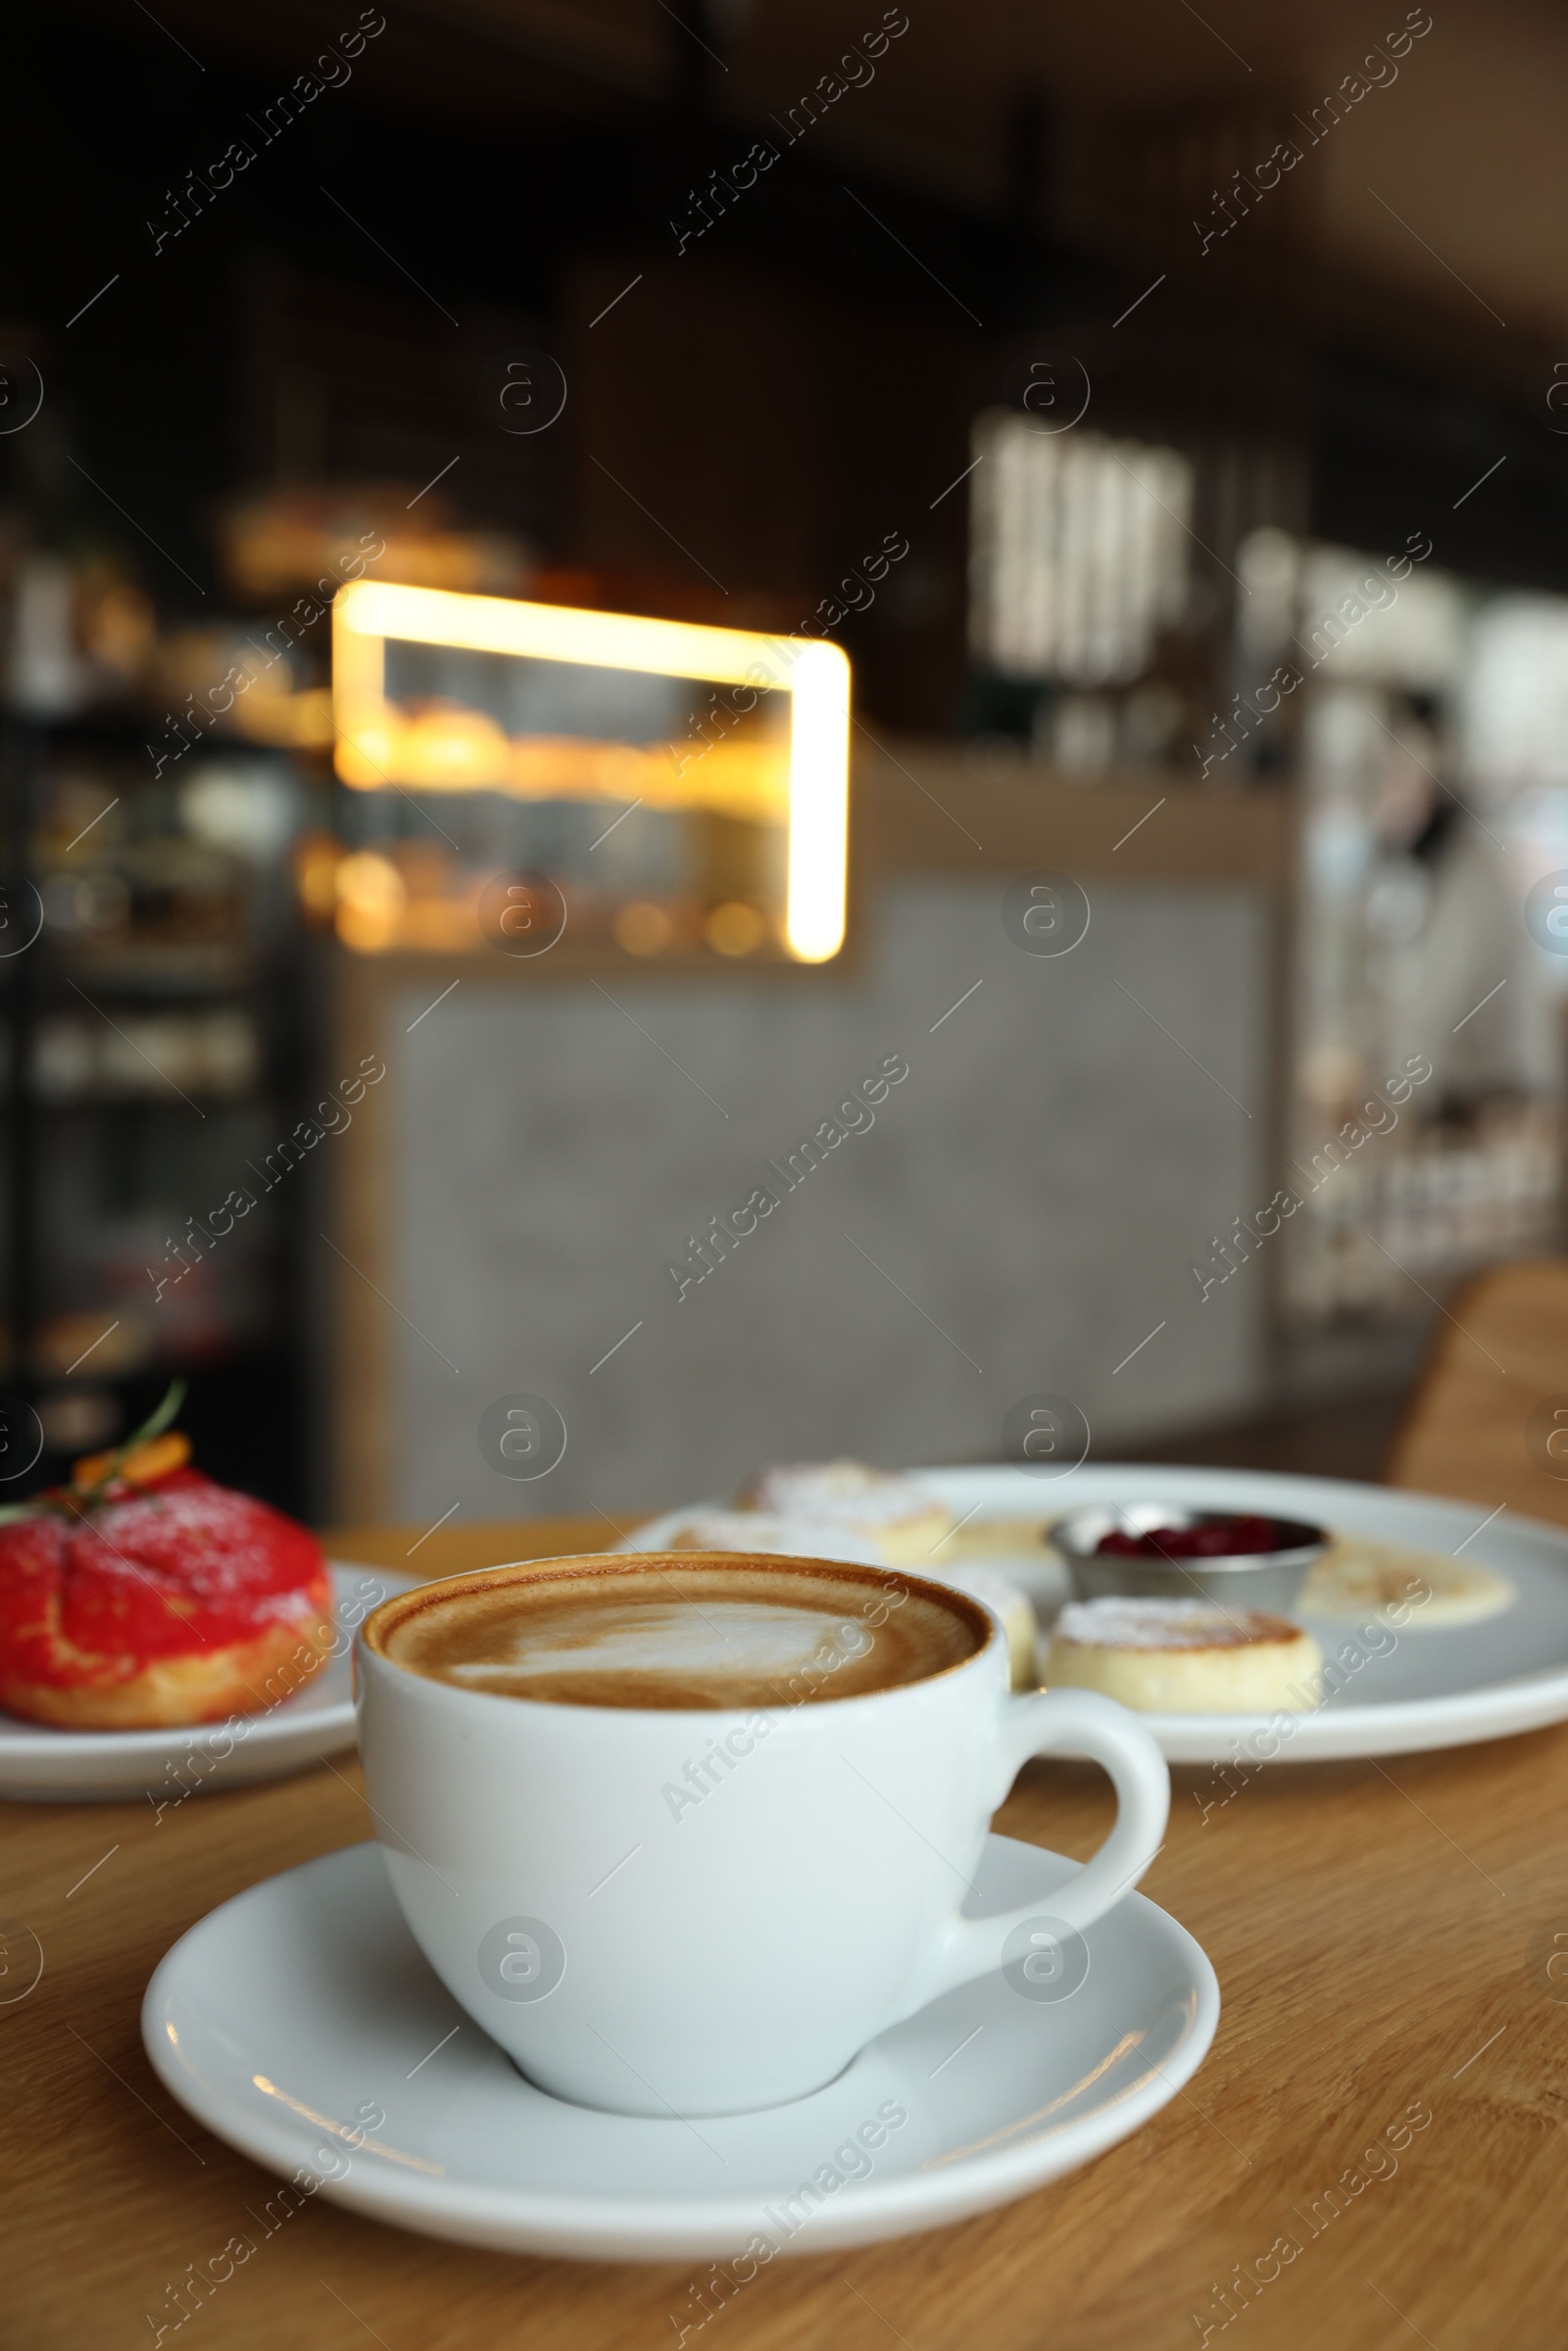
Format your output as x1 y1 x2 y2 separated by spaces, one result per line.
917 1688 1170 2007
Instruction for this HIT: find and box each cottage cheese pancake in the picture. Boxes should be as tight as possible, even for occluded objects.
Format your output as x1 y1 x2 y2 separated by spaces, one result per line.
735 1462 954 1565
371 1552 986 1710
629 1509 884 1568
1043 1596 1323 1714
1300 1535 1514 1627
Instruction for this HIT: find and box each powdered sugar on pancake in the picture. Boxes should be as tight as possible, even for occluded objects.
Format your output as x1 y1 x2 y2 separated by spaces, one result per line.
738 1460 945 1533
1054 1598 1304 1651
621 1511 882 1568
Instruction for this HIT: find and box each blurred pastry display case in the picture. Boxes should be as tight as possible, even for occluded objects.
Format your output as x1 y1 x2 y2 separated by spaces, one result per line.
0 527 326 1510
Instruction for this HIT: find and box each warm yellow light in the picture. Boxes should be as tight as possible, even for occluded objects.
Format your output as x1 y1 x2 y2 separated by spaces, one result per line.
784 639 851 962
614 901 675 955
332 583 850 961
334 850 405 954
338 721 789 819
230 683 334 749
705 901 766 956
342 580 782 685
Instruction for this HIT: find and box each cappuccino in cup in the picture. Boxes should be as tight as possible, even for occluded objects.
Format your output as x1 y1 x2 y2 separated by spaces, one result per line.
378 1553 983 1710
358 1551 1169 2118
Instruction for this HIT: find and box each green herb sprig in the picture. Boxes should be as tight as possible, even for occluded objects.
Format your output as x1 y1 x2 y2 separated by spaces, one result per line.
0 1380 189 1528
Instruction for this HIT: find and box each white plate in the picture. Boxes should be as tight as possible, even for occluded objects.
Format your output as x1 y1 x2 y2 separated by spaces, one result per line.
143 1835 1218 2261
919 1463 1568 1763
0 1562 404 1803
637 1467 1568 1763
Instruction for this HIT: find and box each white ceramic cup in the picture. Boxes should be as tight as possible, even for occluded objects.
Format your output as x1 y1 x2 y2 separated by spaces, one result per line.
357 1555 1170 2119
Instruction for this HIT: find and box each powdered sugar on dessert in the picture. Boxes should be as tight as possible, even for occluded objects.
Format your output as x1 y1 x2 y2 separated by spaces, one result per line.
1054 1598 1299 1650
739 1461 943 1531
73 1472 316 1600
626 1510 883 1568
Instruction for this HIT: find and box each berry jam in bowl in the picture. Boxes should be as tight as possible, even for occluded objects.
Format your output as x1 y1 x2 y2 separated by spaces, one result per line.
1047 1505 1327 1613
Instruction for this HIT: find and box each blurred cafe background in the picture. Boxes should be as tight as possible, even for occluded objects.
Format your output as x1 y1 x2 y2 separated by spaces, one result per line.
3 0 1567 1527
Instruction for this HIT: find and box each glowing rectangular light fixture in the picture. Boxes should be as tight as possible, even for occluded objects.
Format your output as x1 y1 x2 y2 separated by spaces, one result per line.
332 581 850 961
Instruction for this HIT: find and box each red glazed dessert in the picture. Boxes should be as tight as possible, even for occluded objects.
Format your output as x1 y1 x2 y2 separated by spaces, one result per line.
0 1404 331 1729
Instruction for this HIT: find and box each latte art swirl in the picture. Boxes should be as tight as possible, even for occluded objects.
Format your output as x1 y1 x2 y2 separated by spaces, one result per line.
370 1552 987 1710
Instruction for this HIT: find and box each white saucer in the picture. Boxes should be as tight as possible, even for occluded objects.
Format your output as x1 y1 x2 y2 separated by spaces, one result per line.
921 1463 1568 1763
0 1563 405 1803
143 1835 1218 2260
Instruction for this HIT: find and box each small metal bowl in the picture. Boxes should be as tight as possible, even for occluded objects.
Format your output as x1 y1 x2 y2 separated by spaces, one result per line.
1047 1504 1327 1614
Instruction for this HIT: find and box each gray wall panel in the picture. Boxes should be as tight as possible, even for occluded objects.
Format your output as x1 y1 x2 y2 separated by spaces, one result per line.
388 877 1269 1523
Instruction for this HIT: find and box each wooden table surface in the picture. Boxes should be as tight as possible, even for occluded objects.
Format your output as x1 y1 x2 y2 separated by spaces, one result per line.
6 1513 1567 2350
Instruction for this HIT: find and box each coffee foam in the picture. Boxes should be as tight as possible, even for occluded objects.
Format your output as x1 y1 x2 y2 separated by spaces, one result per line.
371 1552 987 1710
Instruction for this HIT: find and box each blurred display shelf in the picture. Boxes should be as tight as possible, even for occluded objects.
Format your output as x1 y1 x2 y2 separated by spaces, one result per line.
39 947 262 994
6 710 156 749
12 1090 271 1111
2 707 317 1519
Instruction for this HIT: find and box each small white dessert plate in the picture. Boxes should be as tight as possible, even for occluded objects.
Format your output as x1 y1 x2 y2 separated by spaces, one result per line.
143 1836 1218 2261
0 1563 403 1804
920 1464 1568 1763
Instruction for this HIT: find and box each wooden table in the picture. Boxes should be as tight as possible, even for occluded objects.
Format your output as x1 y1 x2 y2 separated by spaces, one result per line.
6 1515 1566 2349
